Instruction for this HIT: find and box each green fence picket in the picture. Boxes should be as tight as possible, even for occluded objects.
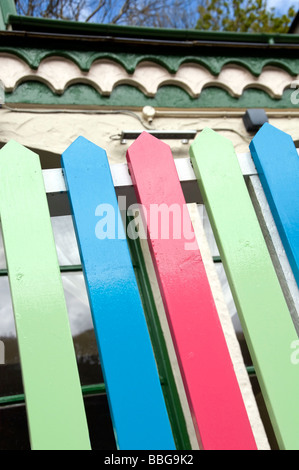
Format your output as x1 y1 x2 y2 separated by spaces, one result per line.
0 141 91 450
190 128 299 450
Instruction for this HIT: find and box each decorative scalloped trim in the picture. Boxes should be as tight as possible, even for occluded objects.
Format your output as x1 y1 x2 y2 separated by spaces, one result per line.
0 48 299 77
7 82 296 109
0 53 297 99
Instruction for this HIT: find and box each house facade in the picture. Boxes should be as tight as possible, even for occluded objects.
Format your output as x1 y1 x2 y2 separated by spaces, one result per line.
0 0 299 451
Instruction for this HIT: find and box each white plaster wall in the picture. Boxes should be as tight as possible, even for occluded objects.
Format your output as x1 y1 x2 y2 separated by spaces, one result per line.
0 107 299 162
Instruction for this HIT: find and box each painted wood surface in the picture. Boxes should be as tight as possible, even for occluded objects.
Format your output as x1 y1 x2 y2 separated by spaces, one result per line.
126 131 257 450
247 175 299 336
249 123 299 288
190 128 299 450
187 203 270 450
62 136 175 450
0 141 91 450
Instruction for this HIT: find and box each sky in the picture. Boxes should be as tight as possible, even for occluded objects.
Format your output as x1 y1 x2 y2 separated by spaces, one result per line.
80 0 299 21
267 0 299 13
16 0 299 27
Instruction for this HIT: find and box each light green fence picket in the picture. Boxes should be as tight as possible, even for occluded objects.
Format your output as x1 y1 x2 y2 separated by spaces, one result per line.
190 128 299 450
0 141 91 450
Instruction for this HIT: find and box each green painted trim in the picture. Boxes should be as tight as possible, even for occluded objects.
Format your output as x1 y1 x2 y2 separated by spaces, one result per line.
0 265 82 276
0 0 16 28
0 47 299 76
5 82 297 109
0 16 4 32
247 366 256 377
7 14 299 46
0 367 257 407
0 384 107 407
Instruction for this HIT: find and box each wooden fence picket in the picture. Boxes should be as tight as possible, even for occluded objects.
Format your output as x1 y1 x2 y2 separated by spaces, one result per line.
249 123 299 288
190 128 299 450
62 136 175 450
0 141 91 450
126 131 257 450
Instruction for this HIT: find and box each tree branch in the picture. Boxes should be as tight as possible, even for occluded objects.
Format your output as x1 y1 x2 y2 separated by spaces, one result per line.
85 0 105 22
111 0 131 24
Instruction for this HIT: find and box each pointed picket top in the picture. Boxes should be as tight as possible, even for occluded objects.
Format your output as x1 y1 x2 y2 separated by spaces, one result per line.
0 140 91 450
250 123 299 288
127 131 257 450
0 139 37 160
62 136 175 450
190 128 299 450
127 131 174 188
128 130 171 155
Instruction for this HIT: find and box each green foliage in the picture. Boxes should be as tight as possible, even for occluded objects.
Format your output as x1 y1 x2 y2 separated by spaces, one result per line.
196 0 296 33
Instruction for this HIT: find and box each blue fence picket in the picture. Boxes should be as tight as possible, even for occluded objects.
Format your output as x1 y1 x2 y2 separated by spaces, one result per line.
250 123 299 288
62 136 175 450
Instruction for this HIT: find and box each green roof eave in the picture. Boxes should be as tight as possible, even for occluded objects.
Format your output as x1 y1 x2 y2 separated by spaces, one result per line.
7 14 299 48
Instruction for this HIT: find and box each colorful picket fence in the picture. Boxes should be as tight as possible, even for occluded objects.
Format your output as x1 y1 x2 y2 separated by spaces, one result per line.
0 123 298 450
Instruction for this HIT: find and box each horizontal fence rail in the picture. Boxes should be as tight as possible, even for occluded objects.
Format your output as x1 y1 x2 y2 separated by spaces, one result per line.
44 152 259 216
